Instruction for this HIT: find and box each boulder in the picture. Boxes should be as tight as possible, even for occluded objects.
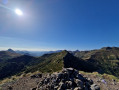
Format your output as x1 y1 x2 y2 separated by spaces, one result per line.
30 73 42 78
91 84 100 90
74 79 83 88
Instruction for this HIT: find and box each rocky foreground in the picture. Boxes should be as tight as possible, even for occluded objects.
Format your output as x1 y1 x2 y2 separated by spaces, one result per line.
2 68 100 90
36 68 100 90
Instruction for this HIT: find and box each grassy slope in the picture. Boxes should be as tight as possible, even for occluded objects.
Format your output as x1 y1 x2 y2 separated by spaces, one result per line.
0 55 35 80
1 47 119 80
25 50 97 73
25 50 68 73
0 51 21 61
74 47 119 77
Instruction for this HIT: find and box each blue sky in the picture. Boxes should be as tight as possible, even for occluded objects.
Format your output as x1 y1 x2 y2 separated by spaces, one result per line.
0 0 119 51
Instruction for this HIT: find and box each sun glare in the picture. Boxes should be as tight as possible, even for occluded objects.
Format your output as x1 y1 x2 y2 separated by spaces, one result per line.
15 9 23 16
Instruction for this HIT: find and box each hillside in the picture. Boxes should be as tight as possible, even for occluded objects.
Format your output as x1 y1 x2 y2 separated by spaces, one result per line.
1 47 119 89
0 51 21 61
1 47 119 80
73 47 119 77
24 50 97 73
2 68 119 90
1 68 101 90
0 55 35 79
0 50 97 80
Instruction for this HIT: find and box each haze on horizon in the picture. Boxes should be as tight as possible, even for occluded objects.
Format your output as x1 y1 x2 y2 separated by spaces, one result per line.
0 0 119 51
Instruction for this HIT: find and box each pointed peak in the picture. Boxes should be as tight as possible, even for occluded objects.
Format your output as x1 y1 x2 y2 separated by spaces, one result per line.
60 50 69 54
62 50 68 52
7 48 15 53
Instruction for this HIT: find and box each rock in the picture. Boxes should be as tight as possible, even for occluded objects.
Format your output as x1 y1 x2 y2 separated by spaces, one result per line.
77 74 85 81
59 82 66 90
65 81 73 89
74 87 82 90
63 68 74 73
34 68 100 90
75 79 83 88
30 73 42 78
84 86 89 90
87 78 93 85
91 84 100 90
8 86 13 90
85 82 90 89
101 79 107 84
30 87 36 90
54 86 58 90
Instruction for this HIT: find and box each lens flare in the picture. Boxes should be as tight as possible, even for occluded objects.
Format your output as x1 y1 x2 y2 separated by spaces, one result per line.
15 9 23 16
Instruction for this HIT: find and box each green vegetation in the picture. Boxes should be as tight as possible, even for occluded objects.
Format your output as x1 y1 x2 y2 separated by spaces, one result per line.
80 71 119 82
0 50 97 80
0 51 21 61
1 47 119 81
0 55 35 79
0 50 68 80
25 50 68 73
74 47 119 77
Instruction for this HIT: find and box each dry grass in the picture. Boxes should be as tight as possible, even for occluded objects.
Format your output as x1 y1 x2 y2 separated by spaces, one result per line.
0 75 21 86
80 71 119 82
0 70 43 87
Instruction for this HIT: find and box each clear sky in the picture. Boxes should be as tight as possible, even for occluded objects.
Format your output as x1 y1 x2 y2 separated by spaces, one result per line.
0 0 119 51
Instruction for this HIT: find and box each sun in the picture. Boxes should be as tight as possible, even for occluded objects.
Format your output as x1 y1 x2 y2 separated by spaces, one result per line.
15 9 23 16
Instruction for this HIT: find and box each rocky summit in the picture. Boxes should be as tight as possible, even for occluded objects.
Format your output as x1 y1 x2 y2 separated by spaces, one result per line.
2 68 100 90
37 68 100 90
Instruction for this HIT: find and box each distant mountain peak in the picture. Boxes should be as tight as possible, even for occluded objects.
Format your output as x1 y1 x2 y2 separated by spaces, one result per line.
61 50 69 53
101 47 119 50
7 48 15 53
101 47 112 50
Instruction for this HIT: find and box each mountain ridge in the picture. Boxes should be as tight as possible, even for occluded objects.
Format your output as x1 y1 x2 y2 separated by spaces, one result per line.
73 47 119 77
1 47 119 80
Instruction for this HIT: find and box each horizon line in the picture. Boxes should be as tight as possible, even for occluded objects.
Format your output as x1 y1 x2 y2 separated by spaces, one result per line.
0 47 93 51
0 46 118 52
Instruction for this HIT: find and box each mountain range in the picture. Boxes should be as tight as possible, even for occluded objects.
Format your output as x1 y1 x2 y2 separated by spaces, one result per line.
15 49 62 56
0 47 119 81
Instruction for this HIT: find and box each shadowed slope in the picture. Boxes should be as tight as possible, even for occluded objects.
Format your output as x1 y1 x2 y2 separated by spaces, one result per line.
25 50 97 73
73 47 119 77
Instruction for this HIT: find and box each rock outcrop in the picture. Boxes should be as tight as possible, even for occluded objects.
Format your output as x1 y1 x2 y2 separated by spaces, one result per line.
36 68 100 90
1 68 100 90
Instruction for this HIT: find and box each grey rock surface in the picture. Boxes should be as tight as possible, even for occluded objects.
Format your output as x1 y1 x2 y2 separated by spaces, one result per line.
36 68 100 90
